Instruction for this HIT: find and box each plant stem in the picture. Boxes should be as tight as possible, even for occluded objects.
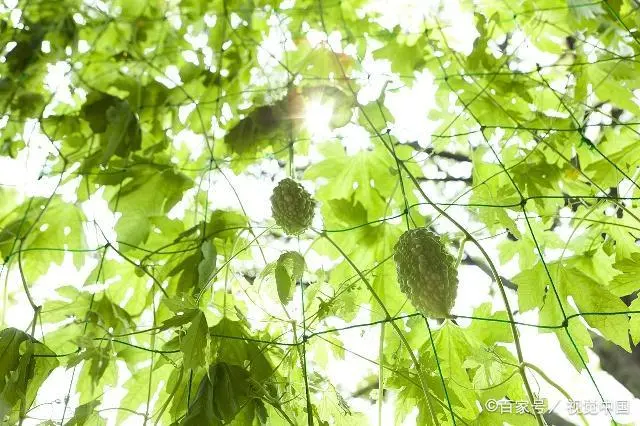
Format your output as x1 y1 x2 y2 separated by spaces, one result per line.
143 298 157 426
455 237 467 268
17 239 39 311
524 362 588 426
105 242 169 298
319 231 438 425
378 323 385 426
292 320 314 426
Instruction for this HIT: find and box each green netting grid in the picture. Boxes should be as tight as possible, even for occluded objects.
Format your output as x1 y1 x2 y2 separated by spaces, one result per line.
0 0 639 425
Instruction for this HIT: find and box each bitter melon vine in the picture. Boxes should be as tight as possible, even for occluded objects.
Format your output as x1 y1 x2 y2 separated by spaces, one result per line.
0 0 639 425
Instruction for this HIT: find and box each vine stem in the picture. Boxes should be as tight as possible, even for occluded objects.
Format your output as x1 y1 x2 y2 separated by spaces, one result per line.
423 317 456 424
18 237 42 426
377 323 385 426
292 320 314 425
17 238 39 312
393 162 545 426
279 270 313 426
523 362 588 426
2 268 9 327
196 226 273 303
143 297 157 426
455 237 467 269
288 138 295 178
318 231 438 425
19 306 41 426
103 242 169 298
222 231 245 317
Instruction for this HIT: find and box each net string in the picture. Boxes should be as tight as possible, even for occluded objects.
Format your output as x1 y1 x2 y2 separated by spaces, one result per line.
0 0 638 424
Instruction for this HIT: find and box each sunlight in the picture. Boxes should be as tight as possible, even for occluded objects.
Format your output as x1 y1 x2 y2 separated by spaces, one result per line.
304 98 334 138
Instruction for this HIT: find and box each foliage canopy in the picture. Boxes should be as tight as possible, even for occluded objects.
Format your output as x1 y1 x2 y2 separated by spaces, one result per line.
1 0 640 425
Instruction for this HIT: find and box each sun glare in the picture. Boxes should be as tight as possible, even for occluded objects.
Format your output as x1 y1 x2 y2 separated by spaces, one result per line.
304 99 334 138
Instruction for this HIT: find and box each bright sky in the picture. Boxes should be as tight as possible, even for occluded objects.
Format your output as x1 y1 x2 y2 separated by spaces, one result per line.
0 0 638 425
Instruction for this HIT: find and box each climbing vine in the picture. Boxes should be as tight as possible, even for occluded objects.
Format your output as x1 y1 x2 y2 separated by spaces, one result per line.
1 0 640 425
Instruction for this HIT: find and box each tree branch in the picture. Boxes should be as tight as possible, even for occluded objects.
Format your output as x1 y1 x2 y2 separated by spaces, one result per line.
401 141 471 162
417 176 472 184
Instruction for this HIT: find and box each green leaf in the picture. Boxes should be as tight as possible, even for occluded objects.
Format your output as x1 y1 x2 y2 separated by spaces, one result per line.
198 239 217 289
274 251 305 304
274 262 292 305
466 303 514 344
469 147 520 235
1 197 88 283
65 400 105 426
323 198 368 228
110 165 192 248
224 102 286 155
68 339 113 392
287 42 354 80
0 328 59 422
181 311 210 371
8 1 640 422
566 246 620 287
205 210 249 240
182 362 254 426
161 309 198 330
610 253 640 296
101 99 142 163
208 318 275 383
163 294 199 313
466 13 499 72
539 285 592 370
80 92 141 163
512 262 548 312
306 142 401 221
323 222 405 319
629 297 640 346
115 363 175 424
589 60 640 117
462 346 504 388
564 268 630 351
309 373 368 425
498 221 564 270
372 32 427 76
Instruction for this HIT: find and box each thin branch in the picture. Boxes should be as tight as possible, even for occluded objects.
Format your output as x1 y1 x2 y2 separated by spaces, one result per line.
402 141 471 162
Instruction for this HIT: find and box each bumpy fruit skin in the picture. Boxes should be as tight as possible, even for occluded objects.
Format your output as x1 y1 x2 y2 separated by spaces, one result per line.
393 228 458 318
271 178 316 235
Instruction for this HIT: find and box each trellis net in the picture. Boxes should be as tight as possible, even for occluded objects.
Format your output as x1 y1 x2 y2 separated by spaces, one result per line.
0 0 639 425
